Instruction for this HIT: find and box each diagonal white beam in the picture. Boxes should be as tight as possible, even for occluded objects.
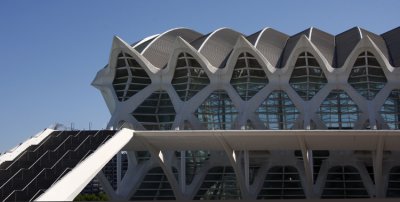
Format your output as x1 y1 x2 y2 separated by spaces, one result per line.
126 150 137 169
97 171 117 200
142 139 184 200
117 160 151 200
297 135 314 199
214 132 250 199
36 129 133 201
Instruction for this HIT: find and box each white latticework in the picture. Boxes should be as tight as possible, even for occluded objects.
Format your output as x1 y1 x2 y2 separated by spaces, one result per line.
90 27 400 200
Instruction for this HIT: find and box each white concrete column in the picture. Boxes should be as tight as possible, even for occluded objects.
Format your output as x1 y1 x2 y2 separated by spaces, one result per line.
97 171 117 200
297 135 314 198
214 132 250 199
143 140 184 200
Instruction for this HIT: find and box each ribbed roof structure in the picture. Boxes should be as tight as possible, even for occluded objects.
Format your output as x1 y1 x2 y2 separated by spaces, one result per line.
107 27 400 69
93 27 400 131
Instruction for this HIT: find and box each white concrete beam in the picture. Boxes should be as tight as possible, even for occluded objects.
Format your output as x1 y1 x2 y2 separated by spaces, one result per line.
142 139 184 200
36 129 133 201
214 133 250 199
97 171 117 200
297 135 314 198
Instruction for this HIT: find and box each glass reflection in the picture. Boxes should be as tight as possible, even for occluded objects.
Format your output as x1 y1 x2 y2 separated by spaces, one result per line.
132 91 175 130
318 90 360 129
112 52 151 101
172 52 210 101
195 90 238 130
257 91 299 129
380 89 400 129
230 52 268 101
289 52 327 101
348 51 387 100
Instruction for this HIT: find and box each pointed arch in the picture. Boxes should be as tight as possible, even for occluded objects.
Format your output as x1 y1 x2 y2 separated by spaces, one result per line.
171 52 211 102
112 52 152 101
341 36 394 76
230 52 269 101
347 51 387 100
281 35 333 80
289 51 328 101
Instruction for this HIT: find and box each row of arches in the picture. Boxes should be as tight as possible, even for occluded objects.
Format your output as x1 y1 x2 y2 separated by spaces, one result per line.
112 49 391 103
98 33 400 130
128 88 400 130
110 47 399 130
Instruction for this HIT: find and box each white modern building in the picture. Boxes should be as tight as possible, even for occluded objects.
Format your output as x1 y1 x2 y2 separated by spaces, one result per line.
1 27 400 201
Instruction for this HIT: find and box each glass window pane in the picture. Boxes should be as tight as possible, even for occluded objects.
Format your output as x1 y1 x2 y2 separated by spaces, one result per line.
348 52 387 100
256 91 299 129
290 52 327 101
172 52 210 101
132 91 175 130
113 52 151 101
230 52 268 101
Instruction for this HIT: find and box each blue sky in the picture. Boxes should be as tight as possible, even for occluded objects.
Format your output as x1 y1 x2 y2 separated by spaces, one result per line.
0 0 399 152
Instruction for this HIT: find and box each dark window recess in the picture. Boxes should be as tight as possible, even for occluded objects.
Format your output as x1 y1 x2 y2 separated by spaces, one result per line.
112 51 151 102
171 52 210 102
132 91 175 130
348 51 387 100
289 52 327 101
230 52 268 101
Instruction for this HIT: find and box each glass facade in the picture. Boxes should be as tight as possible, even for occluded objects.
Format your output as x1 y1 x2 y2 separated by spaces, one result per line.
322 166 368 198
256 90 299 129
95 29 400 201
348 51 387 100
171 53 210 101
112 52 151 102
131 91 175 130
176 150 210 185
195 90 238 130
131 167 178 200
290 52 327 101
230 52 268 101
387 166 400 198
194 166 241 200
257 166 305 199
318 90 360 129
380 89 400 129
